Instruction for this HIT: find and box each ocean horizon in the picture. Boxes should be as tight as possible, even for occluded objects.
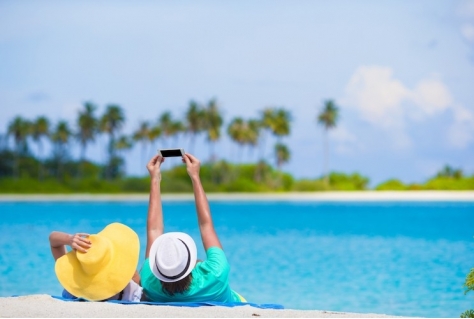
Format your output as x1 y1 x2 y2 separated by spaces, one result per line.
0 200 473 317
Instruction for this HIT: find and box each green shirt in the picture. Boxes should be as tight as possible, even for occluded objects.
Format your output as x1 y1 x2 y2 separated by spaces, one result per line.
140 247 242 303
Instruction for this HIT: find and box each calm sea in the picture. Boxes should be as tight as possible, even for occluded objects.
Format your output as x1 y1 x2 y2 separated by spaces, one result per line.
0 200 473 317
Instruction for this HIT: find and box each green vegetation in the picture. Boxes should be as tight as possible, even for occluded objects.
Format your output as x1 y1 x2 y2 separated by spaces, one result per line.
0 149 472 193
0 150 369 193
1 100 473 193
461 248 474 318
461 310 474 318
375 165 474 191
2 100 295 182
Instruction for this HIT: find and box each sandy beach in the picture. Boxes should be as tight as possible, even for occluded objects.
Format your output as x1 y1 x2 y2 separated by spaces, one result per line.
0 295 405 318
0 191 473 202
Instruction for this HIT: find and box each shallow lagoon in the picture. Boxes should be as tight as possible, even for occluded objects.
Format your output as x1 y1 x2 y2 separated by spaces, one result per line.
0 201 473 317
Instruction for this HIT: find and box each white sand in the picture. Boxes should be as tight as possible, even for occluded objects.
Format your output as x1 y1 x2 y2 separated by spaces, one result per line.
0 191 473 202
0 295 406 318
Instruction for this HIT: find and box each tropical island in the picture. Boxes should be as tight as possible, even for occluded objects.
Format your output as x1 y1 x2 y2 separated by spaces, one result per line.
1 100 473 193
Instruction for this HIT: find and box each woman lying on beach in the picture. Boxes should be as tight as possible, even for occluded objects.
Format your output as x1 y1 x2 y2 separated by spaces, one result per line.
140 153 246 303
49 222 143 302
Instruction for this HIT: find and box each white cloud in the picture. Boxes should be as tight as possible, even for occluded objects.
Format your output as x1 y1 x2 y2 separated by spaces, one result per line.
410 74 452 116
461 23 474 42
343 67 453 125
342 66 409 128
341 65 474 150
448 104 474 148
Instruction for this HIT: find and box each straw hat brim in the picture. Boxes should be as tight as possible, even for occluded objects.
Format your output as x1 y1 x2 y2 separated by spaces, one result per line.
149 232 197 282
55 223 139 301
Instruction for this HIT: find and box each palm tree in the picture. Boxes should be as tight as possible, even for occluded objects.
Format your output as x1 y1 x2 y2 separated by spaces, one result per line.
100 104 125 156
170 120 185 146
257 107 290 156
227 117 246 163
51 121 72 179
437 165 463 179
274 142 291 189
133 121 151 166
0 133 6 151
158 112 173 149
317 99 339 185
245 119 260 161
7 116 31 178
272 108 291 142
148 125 162 158
171 120 186 145
274 142 290 170
32 116 50 180
115 135 133 156
8 116 31 154
52 121 72 149
204 98 223 162
114 135 133 178
185 100 205 153
256 107 290 179
258 108 275 160
77 102 98 162
100 104 125 179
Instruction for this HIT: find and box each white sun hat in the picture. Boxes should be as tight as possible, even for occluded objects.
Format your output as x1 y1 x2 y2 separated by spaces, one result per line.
149 232 197 282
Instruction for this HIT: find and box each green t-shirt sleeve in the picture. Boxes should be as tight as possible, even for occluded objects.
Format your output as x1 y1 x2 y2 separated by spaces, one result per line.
198 247 230 282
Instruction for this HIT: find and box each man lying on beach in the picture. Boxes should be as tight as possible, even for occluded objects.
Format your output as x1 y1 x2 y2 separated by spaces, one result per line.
49 222 142 302
140 153 246 303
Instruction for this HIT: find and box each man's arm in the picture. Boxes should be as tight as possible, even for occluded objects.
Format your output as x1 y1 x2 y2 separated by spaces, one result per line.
183 153 222 251
145 154 165 258
49 231 91 261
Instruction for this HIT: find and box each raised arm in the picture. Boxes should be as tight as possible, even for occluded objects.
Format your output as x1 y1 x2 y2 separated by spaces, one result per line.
183 153 222 251
145 154 165 258
49 231 91 261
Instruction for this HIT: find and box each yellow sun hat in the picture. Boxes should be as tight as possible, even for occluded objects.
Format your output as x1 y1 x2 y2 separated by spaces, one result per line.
54 223 140 301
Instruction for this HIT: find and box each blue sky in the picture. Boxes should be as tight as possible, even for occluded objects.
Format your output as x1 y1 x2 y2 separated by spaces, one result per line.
1 0 473 186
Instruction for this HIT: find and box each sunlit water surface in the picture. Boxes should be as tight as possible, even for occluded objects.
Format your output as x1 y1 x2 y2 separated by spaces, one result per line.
0 201 473 317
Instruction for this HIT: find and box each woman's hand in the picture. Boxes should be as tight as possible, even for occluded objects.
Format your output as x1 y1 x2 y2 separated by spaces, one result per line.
182 153 200 180
69 233 91 253
147 154 165 181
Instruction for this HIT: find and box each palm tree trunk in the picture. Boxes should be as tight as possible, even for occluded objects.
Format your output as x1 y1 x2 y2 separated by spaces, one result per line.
323 129 329 187
141 142 147 167
188 134 195 154
38 142 44 181
209 141 216 163
107 132 115 180
79 143 86 180
255 130 268 182
172 133 180 149
238 144 244 164
14 150 19 180
56 145 62 182
259 130 267 160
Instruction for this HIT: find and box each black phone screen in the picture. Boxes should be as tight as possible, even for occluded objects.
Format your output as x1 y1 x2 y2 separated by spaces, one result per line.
160 149 183 157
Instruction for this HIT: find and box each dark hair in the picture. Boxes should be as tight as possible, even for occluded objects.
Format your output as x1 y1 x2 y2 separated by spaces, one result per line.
161 273 193 296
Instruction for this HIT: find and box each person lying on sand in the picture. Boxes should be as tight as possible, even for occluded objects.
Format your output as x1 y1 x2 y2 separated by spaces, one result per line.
140 153 246 302
49 222 142 302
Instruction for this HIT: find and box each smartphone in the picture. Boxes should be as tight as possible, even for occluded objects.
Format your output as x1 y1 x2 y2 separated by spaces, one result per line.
158 148 185 157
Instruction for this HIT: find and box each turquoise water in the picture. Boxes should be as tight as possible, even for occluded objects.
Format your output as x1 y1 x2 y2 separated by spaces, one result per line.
0 201 473 317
